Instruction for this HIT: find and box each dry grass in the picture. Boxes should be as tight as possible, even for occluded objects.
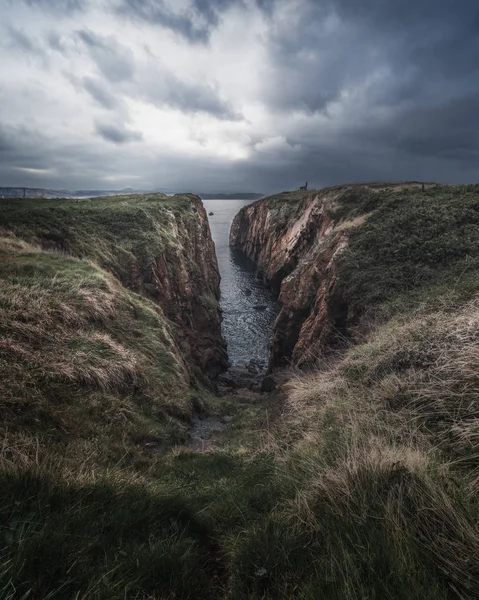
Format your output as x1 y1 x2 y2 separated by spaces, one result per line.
0 234 192 469
265 295 479 598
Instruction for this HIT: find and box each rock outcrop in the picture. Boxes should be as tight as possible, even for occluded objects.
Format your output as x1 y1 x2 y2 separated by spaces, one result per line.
230 186 365 370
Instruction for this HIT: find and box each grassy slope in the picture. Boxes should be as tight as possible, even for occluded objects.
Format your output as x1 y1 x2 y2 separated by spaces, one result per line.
0 194 209 460
335 184 479 313
2 187 479 599
0 193 195 287
0 235 190 460
223 184 479 600
0 193 227 379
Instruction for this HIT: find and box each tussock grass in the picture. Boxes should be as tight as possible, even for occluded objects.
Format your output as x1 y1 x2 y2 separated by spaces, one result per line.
340 298 479 466
0 194 194 289
0 234 191 468
262 295 479 599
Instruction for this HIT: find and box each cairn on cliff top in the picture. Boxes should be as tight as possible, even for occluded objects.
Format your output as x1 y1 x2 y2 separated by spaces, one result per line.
299 181 308 191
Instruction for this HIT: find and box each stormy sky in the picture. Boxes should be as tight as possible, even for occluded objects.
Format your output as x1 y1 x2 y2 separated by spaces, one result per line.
1 0 478 193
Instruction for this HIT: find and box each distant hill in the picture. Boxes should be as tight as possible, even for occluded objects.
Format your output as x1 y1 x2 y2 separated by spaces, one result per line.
0 187 264 200
0 187 136 199
70 188 143 197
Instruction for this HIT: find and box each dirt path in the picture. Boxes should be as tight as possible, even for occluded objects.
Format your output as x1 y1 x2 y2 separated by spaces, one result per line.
187 412 233 451
186 387 287 452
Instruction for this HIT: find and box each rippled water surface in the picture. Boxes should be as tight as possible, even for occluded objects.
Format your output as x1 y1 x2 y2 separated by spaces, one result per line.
203 199 279 366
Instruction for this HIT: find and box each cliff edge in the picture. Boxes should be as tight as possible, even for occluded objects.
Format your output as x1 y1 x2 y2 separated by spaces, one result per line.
1 193 228 380
0 193 228 461
231 183 479 369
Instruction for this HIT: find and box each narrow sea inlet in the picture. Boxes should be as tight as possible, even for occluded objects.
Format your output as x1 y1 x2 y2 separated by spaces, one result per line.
203 199 279 367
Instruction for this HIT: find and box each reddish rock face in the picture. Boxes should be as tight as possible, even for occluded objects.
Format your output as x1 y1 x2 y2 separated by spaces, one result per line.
138 197 228 380
230 187 361 370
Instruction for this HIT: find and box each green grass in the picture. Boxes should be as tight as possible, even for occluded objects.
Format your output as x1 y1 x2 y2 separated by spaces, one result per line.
0 193 199 296
3 376 477 599
336 185 479 312
0 470 217 600
0 192 226 378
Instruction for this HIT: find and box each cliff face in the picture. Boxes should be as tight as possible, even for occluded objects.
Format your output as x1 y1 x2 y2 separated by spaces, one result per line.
0 193 228 380
141 196 228 379
230 186 367 369
231 182 479 371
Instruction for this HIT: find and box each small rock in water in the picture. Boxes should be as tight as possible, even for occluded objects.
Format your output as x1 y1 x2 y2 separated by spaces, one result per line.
244 288 252 296
253 305 267 311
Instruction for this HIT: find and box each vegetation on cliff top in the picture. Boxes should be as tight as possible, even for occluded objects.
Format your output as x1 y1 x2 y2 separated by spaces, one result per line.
0 193 198 294
2 187 479 599
336 184 479 313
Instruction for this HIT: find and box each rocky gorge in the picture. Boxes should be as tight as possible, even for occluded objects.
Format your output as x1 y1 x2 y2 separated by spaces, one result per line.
230 183 440 370
229 186 360 369
2 185 479 600
139 195 229 380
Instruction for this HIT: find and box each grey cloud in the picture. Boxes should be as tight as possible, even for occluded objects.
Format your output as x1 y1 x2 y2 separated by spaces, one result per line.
372 93 479 164
1 0 479 194
118 0 270 42
47 31 65 52
95 122 143 144
0 122 52 172
82 77 120 110
77 29 135 82
20 0 87 12
76 27 240 119
0 121 134 188
0 124 17 153
263 0 479 115
141 71 242 120
118 0 211 43
4 26 49 62
6 27 36 53
1 115 478 196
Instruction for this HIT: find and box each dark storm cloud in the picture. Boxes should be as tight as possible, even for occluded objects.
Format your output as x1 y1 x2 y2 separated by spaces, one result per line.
265 0 479 114
245 0 479 188
0 122 52 172
95 122 143 144
1 0 479 193
354 92 479 164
